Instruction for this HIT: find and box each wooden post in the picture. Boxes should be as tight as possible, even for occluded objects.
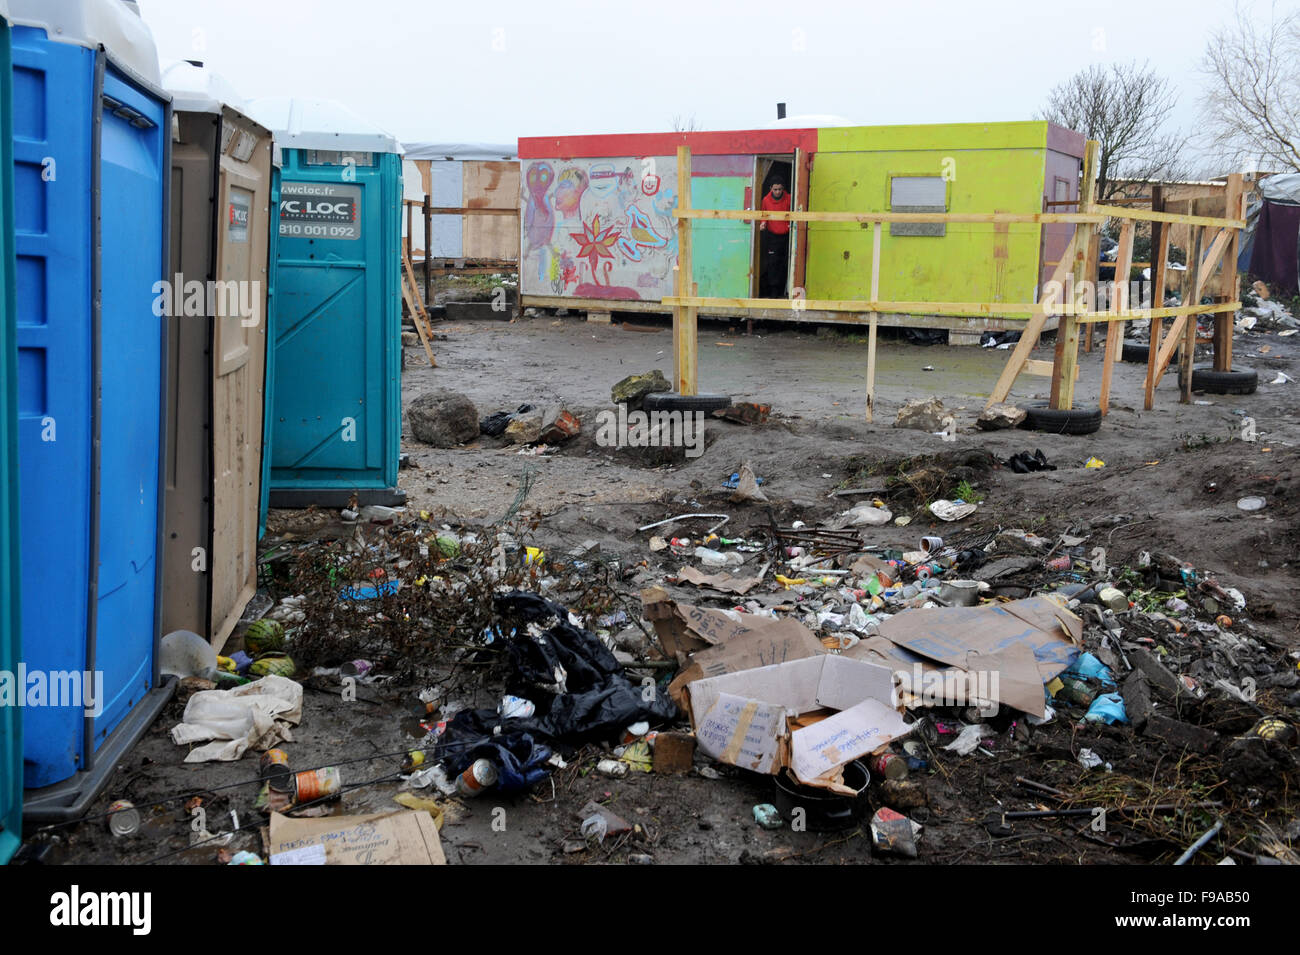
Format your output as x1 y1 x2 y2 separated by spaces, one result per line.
674 146 697 395
405 199 413 259
1145 185 1168 409
1179 224 1204 403
986 233 1079 407
422 194 432 306
1099 218 1134 413
793 148 811 294
1052 139 1098 410
866 220 881 422
1214 173 1242 372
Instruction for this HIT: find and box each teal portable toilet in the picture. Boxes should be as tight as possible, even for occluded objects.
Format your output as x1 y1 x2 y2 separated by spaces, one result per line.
247 97 405 507
9 0 175 820
0 0 24 863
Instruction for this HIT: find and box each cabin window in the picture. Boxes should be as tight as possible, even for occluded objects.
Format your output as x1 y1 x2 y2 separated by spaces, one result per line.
890 175 946 236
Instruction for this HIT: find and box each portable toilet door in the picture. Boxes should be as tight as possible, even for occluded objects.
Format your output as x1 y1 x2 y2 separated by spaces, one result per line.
8 0 174 818
0 0 25 862
161 61 273 651
259 161 281 539
248 97 404 507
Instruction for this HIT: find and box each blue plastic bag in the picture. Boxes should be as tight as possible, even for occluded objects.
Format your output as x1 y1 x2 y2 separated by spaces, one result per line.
1084 692 1128 725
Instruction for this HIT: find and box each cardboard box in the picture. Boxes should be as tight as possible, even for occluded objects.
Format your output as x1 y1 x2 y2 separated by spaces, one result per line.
641 589 827 710
686 655 910 789
269 810 445 865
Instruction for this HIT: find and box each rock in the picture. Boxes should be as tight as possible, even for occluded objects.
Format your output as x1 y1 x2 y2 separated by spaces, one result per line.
407 389 479 448
1143 714 1218 753
894 396 946 431
401 330 419 347
1121 670 1154 729
977 403 1027 431
537 407 580 444
1128 647 1182 701
504 410 544 444
714 402 771 425
612 369 671 405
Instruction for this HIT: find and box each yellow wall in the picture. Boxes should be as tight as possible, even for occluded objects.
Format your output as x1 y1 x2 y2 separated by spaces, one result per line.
806 122 1049 306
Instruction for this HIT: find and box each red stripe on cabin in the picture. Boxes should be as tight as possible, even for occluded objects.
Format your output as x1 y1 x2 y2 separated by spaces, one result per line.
517 128 817 160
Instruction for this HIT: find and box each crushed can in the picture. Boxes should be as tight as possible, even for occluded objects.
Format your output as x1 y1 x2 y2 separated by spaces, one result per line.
107 800 140 837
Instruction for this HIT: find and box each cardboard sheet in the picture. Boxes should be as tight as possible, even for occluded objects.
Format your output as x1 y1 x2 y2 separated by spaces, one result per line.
269 810 445 866
871 596 1081 717
676 566 763 596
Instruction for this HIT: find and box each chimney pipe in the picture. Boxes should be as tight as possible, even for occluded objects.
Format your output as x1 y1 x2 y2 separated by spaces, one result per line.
776 102 787 120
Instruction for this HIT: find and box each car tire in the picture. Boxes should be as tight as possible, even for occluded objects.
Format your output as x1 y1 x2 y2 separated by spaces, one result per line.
1021 403 1103 436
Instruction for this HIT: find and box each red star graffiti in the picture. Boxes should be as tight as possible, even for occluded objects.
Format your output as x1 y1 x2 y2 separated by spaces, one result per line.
569 214 621 278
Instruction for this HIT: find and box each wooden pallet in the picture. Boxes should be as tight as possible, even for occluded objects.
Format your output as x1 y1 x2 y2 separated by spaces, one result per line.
401 249 437 367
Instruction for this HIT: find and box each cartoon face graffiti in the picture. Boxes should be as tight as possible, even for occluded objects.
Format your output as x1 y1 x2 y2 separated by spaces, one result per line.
553 168 589 219
641 174 660 196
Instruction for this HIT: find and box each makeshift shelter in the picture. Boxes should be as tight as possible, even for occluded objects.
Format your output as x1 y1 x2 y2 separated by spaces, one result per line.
1243 173 1300 292
9 0 174 819
160 60 273 650
402 142 518 267
516 121 1084 338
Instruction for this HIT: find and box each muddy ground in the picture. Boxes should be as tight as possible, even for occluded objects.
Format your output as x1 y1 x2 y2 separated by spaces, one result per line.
31 310 1300 865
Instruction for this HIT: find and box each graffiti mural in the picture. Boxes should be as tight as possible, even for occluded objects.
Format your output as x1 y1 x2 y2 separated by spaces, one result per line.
520 156 678 300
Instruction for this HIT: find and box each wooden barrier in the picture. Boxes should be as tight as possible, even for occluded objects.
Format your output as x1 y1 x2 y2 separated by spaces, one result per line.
665 144 1245 418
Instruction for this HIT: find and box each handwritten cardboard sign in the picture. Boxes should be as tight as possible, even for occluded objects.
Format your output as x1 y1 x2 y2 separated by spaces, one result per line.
269 810 445 866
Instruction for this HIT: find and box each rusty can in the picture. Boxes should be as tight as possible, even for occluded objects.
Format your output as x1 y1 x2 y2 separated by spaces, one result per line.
620 721 650 744
455 759 499 797
107 800 140 837
870 753 909 781
260 749 293 792
294 766 342 802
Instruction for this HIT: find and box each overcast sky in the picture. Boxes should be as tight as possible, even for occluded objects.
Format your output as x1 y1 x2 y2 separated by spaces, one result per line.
140 0 1291 172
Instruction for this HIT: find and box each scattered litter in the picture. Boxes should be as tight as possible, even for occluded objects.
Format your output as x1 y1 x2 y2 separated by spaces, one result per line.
1237 496 1267 512
928 499 977 521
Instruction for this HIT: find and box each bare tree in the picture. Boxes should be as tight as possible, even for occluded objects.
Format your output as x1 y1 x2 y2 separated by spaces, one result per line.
1041 62 1188 198
1200 3 1300 172
671 114 701 133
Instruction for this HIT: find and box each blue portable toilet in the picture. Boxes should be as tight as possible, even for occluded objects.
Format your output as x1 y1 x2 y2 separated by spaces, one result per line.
0 0 25 862
247 97 405 507
8 0 174 819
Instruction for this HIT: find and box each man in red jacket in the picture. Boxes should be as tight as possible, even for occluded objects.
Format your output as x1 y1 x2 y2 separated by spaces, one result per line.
759 180 791 297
